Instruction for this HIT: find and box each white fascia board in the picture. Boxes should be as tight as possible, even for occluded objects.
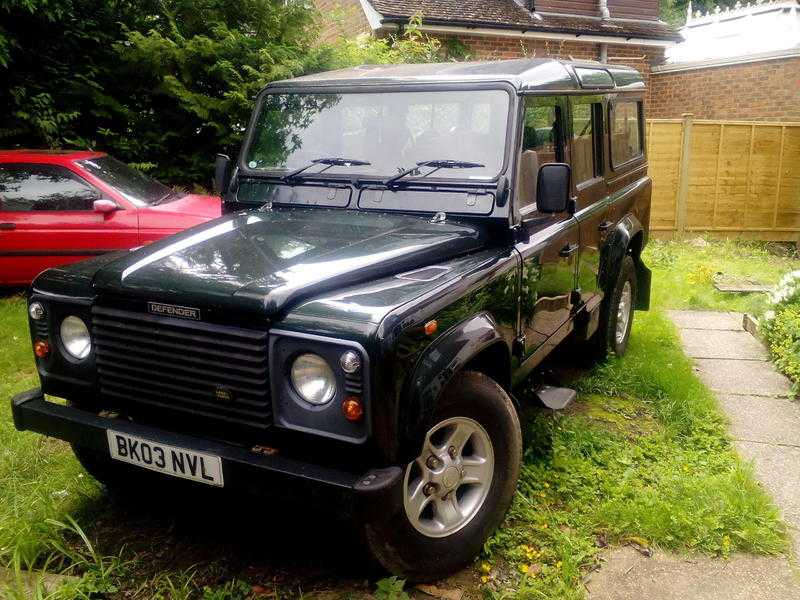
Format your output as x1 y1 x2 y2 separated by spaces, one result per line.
401 23 677 47
358 0 384 31
653 46 800 73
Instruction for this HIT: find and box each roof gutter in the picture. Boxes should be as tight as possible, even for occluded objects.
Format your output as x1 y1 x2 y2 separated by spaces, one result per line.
379 18 679 47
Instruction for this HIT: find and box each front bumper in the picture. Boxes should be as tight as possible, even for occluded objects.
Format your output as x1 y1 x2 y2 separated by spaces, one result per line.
11 388 401 515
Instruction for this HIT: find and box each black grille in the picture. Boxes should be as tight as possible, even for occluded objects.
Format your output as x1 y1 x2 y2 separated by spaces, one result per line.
92 306 271 432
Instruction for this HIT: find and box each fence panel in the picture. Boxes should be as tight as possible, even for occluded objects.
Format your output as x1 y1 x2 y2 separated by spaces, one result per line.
647 117 800 241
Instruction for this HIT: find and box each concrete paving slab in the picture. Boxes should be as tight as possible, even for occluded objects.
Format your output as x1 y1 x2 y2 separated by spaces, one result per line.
586 548 800 600
736 441 800 557
718 394 800 447
667 310 743 331
679 329 768 360
694 358 793 398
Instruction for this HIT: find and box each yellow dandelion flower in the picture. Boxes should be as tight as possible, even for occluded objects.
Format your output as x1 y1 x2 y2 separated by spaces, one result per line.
519 564 529 574
480 562 492 574
544 482 550 488
480 575 489 584
556 561 563 569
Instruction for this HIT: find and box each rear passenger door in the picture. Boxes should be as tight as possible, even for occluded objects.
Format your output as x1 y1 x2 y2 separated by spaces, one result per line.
569 97 610 307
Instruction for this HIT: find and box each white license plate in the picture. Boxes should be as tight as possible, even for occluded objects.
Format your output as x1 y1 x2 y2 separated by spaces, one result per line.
107 430 224 487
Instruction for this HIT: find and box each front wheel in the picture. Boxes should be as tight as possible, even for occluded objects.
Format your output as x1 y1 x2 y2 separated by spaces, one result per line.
360 371 522 581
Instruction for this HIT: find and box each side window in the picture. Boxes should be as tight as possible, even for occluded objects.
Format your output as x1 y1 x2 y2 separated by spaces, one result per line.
571 101 603 184
0 165 100 212
610 101 643 167
519 97 564 210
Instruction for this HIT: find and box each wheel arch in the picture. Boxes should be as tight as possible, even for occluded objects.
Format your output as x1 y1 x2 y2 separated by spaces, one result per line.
399 312 512 458
600 214 651 310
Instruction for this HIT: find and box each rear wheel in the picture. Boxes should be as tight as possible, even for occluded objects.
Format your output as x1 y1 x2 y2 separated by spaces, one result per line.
360 371 522 581
586 255 637 360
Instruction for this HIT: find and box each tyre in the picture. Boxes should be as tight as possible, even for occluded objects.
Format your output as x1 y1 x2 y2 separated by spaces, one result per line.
587 255 637 360
360 371 522 581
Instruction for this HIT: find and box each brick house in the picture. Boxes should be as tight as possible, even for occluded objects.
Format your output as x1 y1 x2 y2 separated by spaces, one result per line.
314 0 682 106
649 0 800 120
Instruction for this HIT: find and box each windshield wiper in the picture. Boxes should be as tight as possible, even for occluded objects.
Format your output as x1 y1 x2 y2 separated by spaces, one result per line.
383 159 485 188
281 157 371 183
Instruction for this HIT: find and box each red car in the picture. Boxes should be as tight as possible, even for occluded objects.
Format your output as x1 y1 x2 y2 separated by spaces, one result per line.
0 150 220 285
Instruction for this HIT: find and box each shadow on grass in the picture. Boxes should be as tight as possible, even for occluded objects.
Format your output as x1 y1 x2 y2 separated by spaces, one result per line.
66 481 379 593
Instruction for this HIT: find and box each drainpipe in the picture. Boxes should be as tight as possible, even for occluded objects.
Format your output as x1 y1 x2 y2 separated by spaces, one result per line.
599 42 608 62
599 0 610 20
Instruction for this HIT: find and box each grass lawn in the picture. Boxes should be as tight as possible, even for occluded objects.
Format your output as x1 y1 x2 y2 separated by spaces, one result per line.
0 239 798 599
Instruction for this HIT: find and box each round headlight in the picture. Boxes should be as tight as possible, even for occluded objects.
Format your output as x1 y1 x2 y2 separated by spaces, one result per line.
60 316 91 360
291 353 336 405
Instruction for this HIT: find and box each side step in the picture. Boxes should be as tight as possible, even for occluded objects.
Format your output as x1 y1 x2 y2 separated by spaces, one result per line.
534 385 577 410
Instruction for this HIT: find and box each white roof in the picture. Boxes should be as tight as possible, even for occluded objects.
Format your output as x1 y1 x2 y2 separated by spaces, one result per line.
665 0 800 65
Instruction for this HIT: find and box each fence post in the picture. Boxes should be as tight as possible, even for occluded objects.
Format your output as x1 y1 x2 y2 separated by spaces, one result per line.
675 113 694 236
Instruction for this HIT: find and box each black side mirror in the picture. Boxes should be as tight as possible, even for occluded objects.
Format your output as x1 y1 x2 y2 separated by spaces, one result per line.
536 163 572 214
214 153 232 196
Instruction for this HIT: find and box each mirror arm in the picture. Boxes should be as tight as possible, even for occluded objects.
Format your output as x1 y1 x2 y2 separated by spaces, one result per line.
568 197 577 215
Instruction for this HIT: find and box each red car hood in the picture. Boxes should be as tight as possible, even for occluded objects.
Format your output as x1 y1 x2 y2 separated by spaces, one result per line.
139 193 221 229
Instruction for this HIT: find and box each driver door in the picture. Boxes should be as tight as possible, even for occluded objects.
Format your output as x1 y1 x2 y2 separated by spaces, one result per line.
0 163 138 284
515 96 580 363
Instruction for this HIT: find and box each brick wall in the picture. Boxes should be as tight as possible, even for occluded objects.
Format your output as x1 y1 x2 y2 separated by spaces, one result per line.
314 0 372 44
650 56 800 121
436 33 665 107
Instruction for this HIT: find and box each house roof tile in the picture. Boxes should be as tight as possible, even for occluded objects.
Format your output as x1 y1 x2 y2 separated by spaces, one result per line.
367 0 682 41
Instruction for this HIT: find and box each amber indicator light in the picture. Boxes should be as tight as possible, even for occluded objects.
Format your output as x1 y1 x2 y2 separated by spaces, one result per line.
342 396 364 422
424 320 438 336
33 339 50 358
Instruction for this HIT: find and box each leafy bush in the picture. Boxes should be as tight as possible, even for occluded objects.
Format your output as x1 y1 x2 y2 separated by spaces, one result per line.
762 270 800 389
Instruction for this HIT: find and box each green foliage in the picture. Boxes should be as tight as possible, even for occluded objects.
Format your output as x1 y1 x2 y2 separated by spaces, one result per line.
374 576 410 600
660 0 742 26
314 13 444 69
761 271 800 390
763 305 800 388
0 0 317 186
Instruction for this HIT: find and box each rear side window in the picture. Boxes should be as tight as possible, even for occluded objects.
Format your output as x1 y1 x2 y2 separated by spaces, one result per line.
610 101 643 167
0 165 100 211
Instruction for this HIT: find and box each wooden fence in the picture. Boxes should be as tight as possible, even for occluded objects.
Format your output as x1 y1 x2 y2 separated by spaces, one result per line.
646 115 800 241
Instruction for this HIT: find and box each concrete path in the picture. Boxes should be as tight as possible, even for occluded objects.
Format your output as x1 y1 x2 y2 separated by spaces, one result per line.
588 310 800 600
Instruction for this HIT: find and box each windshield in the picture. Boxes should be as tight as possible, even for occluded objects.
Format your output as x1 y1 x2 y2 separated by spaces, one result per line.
77 156 174 207
244 90 511 181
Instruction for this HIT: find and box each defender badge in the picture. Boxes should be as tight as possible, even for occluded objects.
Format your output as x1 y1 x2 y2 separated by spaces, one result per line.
214 386 233 403
147 302 201 320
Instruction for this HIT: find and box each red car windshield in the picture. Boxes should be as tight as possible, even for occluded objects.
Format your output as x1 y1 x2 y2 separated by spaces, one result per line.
77 156 177 207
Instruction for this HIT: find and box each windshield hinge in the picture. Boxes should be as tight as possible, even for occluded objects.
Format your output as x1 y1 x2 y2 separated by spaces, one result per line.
430 211 447 224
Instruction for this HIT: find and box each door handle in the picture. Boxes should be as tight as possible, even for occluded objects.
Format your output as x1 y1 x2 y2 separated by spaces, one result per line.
598 220 614 232
0 223 15 230
559 242 579 258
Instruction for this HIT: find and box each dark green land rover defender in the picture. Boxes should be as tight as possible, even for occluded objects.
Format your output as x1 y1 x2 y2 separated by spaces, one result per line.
12 59 651 580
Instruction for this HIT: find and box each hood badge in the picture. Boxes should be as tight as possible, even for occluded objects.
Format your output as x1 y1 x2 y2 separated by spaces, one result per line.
147 302 201 321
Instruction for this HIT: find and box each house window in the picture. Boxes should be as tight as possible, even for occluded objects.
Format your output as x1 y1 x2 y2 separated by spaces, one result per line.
518 97 564 210
571 102 603 184
610 101 643 167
